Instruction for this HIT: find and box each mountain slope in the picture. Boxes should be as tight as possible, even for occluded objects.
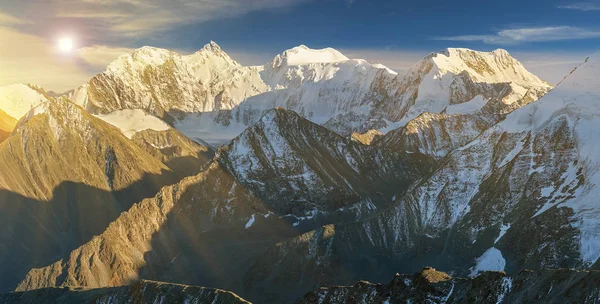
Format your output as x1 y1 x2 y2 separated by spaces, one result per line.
0 84 47 142
0 84 47 120
375 112 491 158
71 42 268 123
2 280 250 304
241 53 597 302
0 108 16 142
0 98 178 292
218 107 432 217
15 108 433 302
378 48 552 125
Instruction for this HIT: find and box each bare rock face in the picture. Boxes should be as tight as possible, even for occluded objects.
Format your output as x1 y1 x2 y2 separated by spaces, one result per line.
297 268 600 304
351 129 383 145
375 112 492 159
2 280 251 304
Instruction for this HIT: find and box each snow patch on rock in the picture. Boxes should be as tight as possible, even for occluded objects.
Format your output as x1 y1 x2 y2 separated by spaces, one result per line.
470 247 506 277
95 109 170 138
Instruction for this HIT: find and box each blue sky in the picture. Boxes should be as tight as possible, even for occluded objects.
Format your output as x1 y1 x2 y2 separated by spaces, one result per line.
0 0 599 90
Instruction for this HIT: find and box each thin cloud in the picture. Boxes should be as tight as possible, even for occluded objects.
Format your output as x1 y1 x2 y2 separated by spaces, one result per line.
77 45 135 69
433 26 600 45
558 2 600 11
52 0 312 36
0 12 30 25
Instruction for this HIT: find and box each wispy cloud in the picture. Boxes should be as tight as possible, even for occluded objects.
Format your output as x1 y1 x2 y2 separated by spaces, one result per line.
433 26 600 45
0 12 30 25
558 2 600 11
77 45 135 69
51 0 312 36
0 0 312 90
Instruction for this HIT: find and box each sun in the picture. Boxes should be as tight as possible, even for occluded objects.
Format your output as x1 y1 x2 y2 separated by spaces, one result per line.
58 37 74 53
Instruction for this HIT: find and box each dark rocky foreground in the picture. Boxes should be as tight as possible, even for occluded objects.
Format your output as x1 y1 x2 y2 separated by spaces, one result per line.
0 280 250 304
297 267 600 304
4 267 600 303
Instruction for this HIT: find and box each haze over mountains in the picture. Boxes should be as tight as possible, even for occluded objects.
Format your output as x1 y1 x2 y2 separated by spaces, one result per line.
0 41 599 303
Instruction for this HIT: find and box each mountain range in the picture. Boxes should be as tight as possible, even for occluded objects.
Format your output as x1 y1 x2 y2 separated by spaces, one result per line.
0 41 598 303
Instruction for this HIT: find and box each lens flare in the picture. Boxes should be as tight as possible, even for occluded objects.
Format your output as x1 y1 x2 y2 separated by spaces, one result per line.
58 37 74 53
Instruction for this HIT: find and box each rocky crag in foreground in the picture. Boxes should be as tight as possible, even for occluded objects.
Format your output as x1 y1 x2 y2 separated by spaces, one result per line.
0 280 250 304
297 267 600 304
4 267 600 304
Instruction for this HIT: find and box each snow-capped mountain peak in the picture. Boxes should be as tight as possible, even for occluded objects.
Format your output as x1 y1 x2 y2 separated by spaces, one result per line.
502 52 599 133
388 47 553 127
432 47 549 87
184 41 244 79
0 84 48 120
268 45 349 68
102 46 183 81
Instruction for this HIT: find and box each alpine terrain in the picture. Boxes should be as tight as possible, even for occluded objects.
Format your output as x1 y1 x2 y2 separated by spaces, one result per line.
0 38 598 304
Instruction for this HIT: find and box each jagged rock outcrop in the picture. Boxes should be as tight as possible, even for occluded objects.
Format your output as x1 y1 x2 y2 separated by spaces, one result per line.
2 280 250 304
10 268 600 304
375 112 492 158
350 129 383 145
297 267 600 304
